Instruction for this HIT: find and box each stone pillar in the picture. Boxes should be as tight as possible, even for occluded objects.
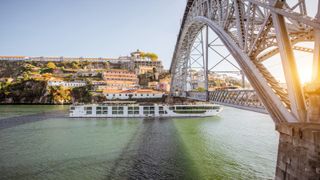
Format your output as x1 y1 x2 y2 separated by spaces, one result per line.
275 123 320 179
304 83 320 123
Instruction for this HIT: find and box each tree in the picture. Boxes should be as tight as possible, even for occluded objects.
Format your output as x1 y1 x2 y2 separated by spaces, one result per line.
71 61 79 69
47 62 57 69
146 53 158 61
40 68 53 74
71 86 92 103
49 86 71 104
140 51 158 61
196 87 206 92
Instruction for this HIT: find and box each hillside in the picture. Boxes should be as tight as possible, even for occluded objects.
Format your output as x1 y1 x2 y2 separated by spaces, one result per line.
0 60 110 104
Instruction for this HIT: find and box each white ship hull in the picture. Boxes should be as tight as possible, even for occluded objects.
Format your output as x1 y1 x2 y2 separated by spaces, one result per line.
69 103 222 118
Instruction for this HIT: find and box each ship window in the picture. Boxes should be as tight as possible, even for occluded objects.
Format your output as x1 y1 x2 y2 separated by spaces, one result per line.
159 109 167 114
84 107 92 110
96 111 102 115
70 107 75 110
128 106 139 115
86 111 92 115
143 106 155 115
112 106 124 115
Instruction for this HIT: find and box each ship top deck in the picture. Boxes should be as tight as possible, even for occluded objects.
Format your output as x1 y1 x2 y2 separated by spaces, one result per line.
72 101 217 107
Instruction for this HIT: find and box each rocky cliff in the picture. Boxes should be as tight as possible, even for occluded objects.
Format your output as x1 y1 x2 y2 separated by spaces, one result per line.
0 80 53 104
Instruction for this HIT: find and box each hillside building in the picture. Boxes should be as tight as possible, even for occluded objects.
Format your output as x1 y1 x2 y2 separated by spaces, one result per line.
48 80 86 87
103 69 139 90
0 50 164 74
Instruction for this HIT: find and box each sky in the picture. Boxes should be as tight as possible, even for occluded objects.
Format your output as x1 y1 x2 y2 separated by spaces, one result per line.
0 0 318 83
0 0 186 68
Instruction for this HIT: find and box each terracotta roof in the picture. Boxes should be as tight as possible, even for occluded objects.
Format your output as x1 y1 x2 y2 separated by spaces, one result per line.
102 89 122 93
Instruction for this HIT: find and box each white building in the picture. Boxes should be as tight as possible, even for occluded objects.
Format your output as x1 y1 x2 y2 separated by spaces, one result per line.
48 80 86 87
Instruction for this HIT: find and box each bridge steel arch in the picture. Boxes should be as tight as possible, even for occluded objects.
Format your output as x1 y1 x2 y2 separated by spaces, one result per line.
170 0 320 178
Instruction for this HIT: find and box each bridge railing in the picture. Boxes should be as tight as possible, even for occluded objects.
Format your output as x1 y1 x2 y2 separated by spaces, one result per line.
186 90 267 113
186 91 207 101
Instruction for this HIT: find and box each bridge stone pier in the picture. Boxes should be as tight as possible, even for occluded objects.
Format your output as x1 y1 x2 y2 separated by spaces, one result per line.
275 84 320 179
276 123 320 179
170 0 320 179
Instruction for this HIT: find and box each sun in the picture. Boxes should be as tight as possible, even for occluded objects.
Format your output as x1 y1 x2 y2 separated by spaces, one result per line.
297 67 312 84
295 53 313 85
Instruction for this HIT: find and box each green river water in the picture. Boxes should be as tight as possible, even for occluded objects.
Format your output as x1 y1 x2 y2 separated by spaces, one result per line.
0 105 278 179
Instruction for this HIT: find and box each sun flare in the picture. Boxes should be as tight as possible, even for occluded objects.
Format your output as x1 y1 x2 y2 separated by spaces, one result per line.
295 52 313 85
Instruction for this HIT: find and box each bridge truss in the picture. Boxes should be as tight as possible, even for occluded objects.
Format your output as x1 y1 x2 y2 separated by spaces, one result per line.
170 0 320 125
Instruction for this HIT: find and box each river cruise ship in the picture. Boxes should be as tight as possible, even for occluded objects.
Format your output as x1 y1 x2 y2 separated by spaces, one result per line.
69 101 222 118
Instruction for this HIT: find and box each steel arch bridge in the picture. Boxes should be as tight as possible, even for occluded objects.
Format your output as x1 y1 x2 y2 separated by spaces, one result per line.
170 0 320 178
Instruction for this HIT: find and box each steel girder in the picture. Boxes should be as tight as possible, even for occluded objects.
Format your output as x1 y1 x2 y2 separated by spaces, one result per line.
186 90 266 113
170 0 319 124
